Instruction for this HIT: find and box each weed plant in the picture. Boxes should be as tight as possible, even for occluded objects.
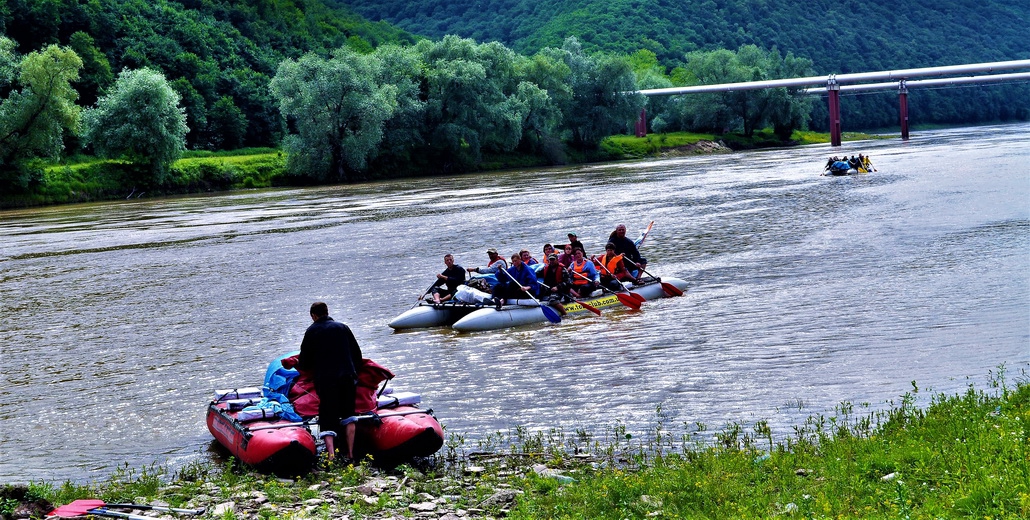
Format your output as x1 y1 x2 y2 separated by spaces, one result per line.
9 371 1025 519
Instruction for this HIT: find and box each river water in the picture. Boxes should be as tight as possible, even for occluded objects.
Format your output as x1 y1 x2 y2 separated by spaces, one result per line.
1 123 1027 483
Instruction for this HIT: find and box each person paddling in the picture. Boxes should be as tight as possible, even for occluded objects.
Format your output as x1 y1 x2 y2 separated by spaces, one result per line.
430 253 466 303
490 253 540 308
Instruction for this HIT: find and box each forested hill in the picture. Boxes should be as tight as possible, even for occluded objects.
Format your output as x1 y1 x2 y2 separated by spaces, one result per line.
1 0 418 149
335 0 1030 73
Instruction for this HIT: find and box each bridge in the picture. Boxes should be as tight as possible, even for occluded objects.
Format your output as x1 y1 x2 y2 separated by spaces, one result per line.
635 60 1030 146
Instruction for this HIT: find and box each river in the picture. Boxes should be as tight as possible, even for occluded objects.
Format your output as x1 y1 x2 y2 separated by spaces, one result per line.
1 123 1027 483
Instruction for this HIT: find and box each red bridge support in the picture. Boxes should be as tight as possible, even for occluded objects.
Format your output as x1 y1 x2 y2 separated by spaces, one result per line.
827 77 842 147
636 108 647 137
899 80 909 141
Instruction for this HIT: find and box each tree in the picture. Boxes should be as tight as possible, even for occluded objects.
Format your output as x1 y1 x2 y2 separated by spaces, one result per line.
548 38 644 149
416 36 528 170
207 96 248 150
67 31 112 107
673 45 813 137
270 47 398 181
81 67 188 185
0 41 82 190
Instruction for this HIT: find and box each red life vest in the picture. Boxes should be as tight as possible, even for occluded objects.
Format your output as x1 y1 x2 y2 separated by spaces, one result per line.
543 263 564 287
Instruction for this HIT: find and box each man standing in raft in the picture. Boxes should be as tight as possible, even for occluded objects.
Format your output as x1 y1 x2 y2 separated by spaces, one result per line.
297 302 363 461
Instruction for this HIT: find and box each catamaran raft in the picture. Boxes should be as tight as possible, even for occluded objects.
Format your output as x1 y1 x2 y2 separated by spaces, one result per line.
389 222 687 332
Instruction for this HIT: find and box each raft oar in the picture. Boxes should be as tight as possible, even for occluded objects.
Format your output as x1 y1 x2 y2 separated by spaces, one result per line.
50 500 203 519
412 281 439 307
498 267 561 324
341 408 435 425
538 281 600 316
635 220 655 247
568 270 642 309
593 259 648 303
623 258 684 297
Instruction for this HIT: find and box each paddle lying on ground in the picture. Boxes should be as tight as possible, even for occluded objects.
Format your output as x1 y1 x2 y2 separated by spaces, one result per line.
569 270 642 309
50 500 203 519
538 281 600 316
498 267 561 324
623 258 684 297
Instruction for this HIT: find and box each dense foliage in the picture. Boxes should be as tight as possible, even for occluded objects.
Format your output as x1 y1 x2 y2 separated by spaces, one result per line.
269 36 644 181
1 0 1026 199
1 0 418 152
340 0 1030 130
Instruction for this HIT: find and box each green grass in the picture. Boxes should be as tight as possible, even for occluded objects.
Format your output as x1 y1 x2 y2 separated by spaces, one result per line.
508 371 1029 519
7 368 1025 519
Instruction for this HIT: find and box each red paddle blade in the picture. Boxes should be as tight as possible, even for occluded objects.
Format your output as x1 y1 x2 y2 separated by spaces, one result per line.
628 291 646 303
661 282 684 297
578 301 602 315
50 500 106 517
616 293 642 310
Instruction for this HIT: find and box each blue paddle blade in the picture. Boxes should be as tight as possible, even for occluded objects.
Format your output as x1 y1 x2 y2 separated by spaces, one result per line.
540 305 562 324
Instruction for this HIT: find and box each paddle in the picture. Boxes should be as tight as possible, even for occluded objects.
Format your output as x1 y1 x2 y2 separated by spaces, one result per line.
538 281 600 316
568 269 642 310
634 220 655 247
593 256 647 302
498 266 561 324
50 500 203 519
341 408 436 426
412 281 438 307
623 258 684 297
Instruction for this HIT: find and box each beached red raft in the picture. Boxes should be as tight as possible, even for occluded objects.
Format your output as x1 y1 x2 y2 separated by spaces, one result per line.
206 354 443 475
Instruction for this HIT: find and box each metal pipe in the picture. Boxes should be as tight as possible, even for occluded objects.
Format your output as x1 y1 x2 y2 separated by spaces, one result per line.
637 60 1030 97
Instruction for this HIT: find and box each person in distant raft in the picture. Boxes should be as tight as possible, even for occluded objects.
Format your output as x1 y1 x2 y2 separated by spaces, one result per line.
430 253 466 303
297 302 363 461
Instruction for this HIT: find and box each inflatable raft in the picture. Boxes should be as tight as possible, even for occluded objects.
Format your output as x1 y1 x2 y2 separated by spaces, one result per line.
451 276 687 332
207 355 443 475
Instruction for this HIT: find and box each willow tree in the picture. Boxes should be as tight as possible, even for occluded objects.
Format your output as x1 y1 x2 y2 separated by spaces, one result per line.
674 45 814 138
416 36 529 171
0 40 82 190
270 48 398 181
81 67 188 185
540 37 644 149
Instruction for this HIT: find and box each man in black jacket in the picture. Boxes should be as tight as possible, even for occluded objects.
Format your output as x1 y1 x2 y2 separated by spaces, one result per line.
297 302 363 461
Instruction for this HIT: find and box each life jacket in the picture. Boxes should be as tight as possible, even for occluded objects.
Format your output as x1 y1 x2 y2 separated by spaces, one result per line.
542 263 563 287
571 260 591 285
278 356 394 416
601 253 624 276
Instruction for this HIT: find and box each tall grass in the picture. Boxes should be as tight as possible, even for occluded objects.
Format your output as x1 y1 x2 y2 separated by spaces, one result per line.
509 369 1029 518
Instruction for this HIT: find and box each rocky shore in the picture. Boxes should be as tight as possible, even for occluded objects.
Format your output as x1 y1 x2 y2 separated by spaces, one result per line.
2 455 587 520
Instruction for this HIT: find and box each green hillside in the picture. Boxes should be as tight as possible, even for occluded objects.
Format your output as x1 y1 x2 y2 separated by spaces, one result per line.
1 0 418 150
337 0 1030 130
336 0 1028 69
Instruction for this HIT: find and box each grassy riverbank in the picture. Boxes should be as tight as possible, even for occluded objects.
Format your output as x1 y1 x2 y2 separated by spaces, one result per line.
3 369 1025 519
0 129 893 210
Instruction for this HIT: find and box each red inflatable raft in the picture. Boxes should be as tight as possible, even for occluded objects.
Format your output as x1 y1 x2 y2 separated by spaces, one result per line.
206 355 443 475
206 399 317 477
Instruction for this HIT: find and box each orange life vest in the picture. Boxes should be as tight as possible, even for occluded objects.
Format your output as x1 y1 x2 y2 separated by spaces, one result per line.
572 260 591 285
601 253 624 276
